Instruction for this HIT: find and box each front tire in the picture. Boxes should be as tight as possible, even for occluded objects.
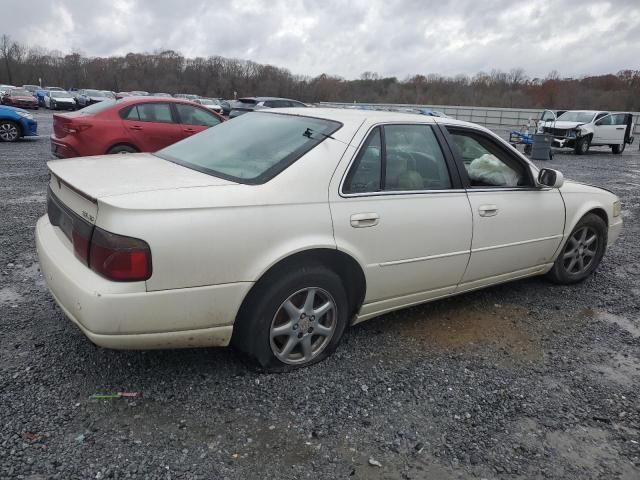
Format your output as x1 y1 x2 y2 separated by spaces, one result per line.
574 136 590 155
612 143 625 154
232 265 349 371
0 120 20 142
547 213 607 284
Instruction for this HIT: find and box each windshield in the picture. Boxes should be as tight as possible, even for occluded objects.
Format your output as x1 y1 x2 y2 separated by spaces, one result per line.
556 111 596 123
101 91 115 98
85 89 102 96
156 112 342 184
51 91 73 98
10 89 30 96
200 99 214 105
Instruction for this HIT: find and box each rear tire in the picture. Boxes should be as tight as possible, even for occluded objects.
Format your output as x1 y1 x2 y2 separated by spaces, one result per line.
232 264 349 372
0 120 21 142
107 144 138 154
574 136 590 155
547 213 607 284
612 143 625 154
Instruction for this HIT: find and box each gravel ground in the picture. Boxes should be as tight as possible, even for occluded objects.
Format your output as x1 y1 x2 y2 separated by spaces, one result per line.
1 112 639 480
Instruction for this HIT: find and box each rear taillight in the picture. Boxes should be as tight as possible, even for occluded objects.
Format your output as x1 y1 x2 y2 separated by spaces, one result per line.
71 217 93 265
89 227 152 282
62 123 91 134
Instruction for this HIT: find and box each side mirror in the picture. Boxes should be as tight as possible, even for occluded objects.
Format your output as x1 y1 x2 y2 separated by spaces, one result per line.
538 168 564 188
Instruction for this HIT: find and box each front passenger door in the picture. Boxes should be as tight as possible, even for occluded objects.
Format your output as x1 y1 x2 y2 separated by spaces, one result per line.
444 126 565 289
593 114 617 144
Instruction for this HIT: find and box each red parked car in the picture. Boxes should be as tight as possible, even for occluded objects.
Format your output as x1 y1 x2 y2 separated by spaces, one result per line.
50 97 224 158
1 88 39 109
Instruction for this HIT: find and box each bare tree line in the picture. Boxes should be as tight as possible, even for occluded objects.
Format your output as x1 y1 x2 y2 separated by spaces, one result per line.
1 35 639 110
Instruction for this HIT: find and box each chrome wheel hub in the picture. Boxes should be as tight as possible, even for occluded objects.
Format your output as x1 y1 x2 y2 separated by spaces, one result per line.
269 287 337 365
0 123 18 141
562 226 598 275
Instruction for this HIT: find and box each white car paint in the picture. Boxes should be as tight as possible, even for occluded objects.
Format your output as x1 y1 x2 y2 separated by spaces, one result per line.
35 108 623 350
44 93 76 110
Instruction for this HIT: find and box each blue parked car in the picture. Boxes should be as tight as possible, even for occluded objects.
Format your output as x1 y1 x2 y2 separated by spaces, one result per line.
0 105 38 142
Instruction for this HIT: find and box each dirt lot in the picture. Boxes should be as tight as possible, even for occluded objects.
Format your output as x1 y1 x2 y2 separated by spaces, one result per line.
1 111 639 479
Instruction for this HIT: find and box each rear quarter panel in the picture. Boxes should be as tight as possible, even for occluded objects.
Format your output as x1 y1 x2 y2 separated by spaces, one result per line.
96 139 352 291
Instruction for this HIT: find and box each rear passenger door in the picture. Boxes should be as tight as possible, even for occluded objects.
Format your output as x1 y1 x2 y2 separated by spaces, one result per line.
330 123 473 319
174 103 222 137
120 102 183 151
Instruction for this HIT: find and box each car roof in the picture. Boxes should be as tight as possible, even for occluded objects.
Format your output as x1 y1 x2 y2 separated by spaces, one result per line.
561 110 601 115
239 96 302 102
261 107 484 131
114 96 205 105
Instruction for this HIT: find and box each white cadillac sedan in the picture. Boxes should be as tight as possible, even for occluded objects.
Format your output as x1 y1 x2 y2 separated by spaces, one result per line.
36 108 623 370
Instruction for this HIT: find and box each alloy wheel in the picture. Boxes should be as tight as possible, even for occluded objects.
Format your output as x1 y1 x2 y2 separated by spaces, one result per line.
562 226 598 275
0 122 18 141
269 287 337 365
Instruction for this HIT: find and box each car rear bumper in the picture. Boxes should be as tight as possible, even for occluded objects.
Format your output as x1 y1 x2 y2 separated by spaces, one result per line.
50 136 79 158
36 216 251 349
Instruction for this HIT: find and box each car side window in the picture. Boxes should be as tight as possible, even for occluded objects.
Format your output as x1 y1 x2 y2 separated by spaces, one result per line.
611 114 627 125
175 104 221 127
597 115 613 126
343 128 382 194
121 106 140 121
447 128 531 188
383 125 451 190
343 125 452 194
136 103 174 123
595 112 608 122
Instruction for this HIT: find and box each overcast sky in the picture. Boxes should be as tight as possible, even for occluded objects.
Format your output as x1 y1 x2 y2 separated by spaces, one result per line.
2 0 639 79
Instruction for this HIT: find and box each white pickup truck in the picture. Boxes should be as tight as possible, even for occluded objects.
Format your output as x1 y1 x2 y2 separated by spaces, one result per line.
538 110 635 155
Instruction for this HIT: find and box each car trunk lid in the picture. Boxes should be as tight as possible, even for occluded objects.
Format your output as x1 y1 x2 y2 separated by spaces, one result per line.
47 152 235 208
52 111 91 139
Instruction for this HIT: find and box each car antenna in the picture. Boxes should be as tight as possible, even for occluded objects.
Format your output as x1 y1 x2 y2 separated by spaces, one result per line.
303 127 336 140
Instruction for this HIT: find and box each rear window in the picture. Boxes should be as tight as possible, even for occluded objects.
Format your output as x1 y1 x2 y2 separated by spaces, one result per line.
238 98 257 105
156 112 342 184
79 99 117 114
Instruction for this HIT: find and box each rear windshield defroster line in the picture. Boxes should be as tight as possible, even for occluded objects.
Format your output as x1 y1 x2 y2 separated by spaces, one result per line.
155 111 343 185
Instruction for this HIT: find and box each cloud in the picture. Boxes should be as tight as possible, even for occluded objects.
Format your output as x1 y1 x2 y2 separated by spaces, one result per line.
1 0 638 79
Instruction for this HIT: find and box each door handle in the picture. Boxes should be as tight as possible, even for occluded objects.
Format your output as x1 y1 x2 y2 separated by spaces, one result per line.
615 127 624 130
350 213 379 228
478 205 499 217
129 125 143 131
